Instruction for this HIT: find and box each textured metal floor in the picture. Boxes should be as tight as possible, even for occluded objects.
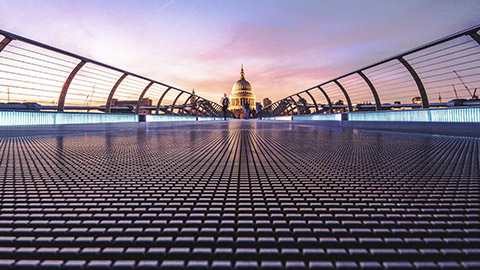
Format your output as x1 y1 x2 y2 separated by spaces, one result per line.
0 120 479 270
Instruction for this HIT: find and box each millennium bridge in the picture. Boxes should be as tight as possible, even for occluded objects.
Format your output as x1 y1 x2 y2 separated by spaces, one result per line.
0 26 479 270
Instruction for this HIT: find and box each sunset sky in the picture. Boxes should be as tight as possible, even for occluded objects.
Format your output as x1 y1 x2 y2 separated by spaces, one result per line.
0 0 479 103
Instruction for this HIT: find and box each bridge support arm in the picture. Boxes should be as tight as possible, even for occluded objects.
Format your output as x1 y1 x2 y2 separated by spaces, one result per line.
296 94 312 115
181 94 193 116
201 102 214 117
317 86 333 114
0 37 12 53
469 32 480 45
333 80 353 112
284 98 294 115
171 92 183 115
212 103 222 117
281 99 292 116
58 60 86 112
289 97 300 115
398 56 429 108
275 102 285 116
192 98 199 117
278 101 287 116
105 73 128 113
155 87 172 114
273 102 281 116
304 91 319 114
271 103 279 116
268 103 276 116
135 82 154 114
358 71 381 111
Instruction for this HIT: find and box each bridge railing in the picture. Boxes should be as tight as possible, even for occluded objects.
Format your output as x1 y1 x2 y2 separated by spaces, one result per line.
265 25 480 117
0 29 234 118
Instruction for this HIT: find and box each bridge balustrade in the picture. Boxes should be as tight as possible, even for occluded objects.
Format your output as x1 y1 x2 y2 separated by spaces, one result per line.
0 29 231 118
266 25 480 117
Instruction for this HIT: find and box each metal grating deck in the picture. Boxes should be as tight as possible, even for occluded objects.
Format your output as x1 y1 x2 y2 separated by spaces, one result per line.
0 120 479 269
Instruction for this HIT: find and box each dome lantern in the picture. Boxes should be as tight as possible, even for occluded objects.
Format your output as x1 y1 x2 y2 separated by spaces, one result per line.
240 64 245 79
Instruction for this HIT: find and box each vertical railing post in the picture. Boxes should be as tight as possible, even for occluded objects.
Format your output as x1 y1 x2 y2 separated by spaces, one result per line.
275 102 284 116
317 86 333 114
206 102 216 117
296 94 304 114
171 92 183 115
282 99 292 116
270 103 279 117
469 32 480 45
203 102 214 117
279 100 288 116
333 80 353 112
283 98 293 116
397 56 429 108
181 94 193 116
155 87 172 115
304 90 319 114
192 97 199 117
268 104 276 117
135 82 154 114
105 73 127 113
212 103 222 117
0 37 12 53
296 94 312 115
358 71 381 111
289 97 300 115
278 101 287 116
271 103 278 116
58 60 86 112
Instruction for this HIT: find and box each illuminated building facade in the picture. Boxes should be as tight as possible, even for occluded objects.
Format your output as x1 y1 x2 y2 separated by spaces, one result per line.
229 65 256 118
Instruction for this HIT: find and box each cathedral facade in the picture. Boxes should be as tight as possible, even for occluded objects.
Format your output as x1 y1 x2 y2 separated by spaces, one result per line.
229 65 256 118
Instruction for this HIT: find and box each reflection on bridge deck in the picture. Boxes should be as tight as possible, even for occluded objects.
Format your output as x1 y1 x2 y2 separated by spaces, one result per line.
0 120 479 269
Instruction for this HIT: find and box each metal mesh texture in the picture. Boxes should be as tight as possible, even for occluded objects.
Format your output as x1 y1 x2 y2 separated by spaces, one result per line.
0 121 478 269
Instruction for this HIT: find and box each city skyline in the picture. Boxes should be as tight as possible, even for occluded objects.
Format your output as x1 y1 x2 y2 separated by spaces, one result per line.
1 0 479 102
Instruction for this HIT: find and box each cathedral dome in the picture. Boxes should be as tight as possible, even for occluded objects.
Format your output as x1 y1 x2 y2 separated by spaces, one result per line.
231 65 253 97
229 65 256 117
232 79 251 93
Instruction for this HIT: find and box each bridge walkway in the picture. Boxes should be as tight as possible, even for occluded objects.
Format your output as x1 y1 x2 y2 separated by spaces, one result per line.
0 120 479 269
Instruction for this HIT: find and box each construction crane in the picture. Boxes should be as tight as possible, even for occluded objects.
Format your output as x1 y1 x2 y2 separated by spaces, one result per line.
84 85 96 106
452 84 459 99
89 86 95 106
453 70 476 99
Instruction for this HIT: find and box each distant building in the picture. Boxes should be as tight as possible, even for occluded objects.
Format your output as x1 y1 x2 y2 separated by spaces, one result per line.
412 97 422 104
297 97 310 115
187 90 199 116
229 65 255 118
263 97 272 108
111 98 152 114
333 99 346 113
189 90 197 105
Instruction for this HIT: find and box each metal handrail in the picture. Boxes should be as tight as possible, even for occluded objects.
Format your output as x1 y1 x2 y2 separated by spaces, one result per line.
0 28 227 117
266 24 480 116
